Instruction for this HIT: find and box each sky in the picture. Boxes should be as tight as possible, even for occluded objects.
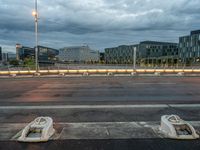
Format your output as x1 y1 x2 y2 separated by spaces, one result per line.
0 0 200 52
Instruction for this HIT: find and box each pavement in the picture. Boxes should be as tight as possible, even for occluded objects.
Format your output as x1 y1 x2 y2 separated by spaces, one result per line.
0 76 200 149
1 76 200 105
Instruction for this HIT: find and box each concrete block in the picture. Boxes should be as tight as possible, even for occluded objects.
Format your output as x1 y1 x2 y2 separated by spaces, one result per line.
160 115 199 139
18 117 55 142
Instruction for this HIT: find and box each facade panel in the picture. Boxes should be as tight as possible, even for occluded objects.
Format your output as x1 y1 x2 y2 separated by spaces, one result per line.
58 46 99 62
179 30 200 65
105 41 178 67
0 47 2 61
16 44 59 64
105 45 138 64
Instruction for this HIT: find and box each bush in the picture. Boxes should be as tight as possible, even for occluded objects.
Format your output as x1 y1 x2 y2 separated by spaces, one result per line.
9 60 19 66
24 58 35 69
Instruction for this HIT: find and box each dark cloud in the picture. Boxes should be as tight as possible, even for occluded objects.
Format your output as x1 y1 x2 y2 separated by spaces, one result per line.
0 0 200 52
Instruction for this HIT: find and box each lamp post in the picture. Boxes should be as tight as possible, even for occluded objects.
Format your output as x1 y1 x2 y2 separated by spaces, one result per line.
32 0 39 73
133 47 136 70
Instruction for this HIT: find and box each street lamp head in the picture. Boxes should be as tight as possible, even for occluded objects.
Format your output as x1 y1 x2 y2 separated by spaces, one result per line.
32 11 37 17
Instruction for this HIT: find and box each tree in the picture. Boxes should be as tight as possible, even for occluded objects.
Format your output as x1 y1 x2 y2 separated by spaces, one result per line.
24 58 35 69
9 60 19 66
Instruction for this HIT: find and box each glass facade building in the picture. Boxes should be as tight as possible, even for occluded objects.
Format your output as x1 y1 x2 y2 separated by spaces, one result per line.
105 41 178 66
0 47 2 61
38 46 59 64
138 41 178 67
58 46 99 62
16 44 35 61
105 45 138 64
16 44 59 64
179 30 200 65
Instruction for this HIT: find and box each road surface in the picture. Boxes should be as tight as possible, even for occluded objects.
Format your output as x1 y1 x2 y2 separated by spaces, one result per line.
0 76 200 150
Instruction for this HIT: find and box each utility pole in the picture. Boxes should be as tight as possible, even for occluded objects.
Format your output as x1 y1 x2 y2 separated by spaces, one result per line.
133 47 137 70
33 0 39 73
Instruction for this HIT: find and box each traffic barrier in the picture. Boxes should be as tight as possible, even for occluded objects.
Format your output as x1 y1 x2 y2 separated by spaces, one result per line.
1 69 200 76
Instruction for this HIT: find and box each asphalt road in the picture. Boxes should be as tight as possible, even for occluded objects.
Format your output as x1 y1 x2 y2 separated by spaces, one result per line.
1 76 200 105
1 76 200 123
0 76 200 150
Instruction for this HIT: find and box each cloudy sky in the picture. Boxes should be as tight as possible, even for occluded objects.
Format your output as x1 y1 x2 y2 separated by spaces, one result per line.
0 0 200 52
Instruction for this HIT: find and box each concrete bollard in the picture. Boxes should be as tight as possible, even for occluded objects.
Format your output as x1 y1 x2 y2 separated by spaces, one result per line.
34 73 41 77
160 115 199 139
107 72 113 76
130 72 137 76
154 72 161 76
10 74 17 78
83 72 89 76
17 117 55 142
177 72 184 76
59 73 65 76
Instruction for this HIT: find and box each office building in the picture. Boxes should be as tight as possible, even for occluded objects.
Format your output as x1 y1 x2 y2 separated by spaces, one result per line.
179 30 200 65
16 44 59 64
105 45 138 64
8 52 16 61
105 41 178 66
138 41 178 66
58 46 99 62
38 46 59 64
16 44 35 61
0 47 11 63
0 47 2 61
99 52 105 63
2 52 8 62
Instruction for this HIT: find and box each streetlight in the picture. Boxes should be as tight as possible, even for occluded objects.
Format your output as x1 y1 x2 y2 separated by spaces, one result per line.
32 0 39 73
133 47 136 70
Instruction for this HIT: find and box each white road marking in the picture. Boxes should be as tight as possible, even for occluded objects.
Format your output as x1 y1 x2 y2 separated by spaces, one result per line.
132 83 176 85
170 104 200 108
0 104 200 110
0 104 168 110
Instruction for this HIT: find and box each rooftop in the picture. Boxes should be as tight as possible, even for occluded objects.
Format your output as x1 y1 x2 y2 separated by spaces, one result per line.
61 46 90 49
105 44 138 50
140 41 178 45
191 30 200 35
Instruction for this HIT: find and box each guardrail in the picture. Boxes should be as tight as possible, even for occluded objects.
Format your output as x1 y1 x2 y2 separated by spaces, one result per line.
1 69 200 76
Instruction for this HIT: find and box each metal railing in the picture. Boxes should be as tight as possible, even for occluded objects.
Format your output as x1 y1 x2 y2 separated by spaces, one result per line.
1 64 200 76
